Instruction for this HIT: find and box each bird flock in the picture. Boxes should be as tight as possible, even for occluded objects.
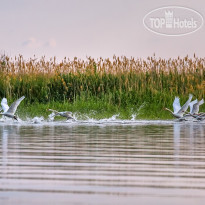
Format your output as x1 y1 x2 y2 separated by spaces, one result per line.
165 94 205 121
0 96 73 121
0 95 204 122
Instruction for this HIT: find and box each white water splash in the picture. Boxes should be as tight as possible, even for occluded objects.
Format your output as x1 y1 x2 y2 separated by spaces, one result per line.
136 102 146 117
48 112 55 122
32 116 44 124
0 116 13 122
129 103 147 121
99 114 120 122
0 112 204 126
131 114 137 121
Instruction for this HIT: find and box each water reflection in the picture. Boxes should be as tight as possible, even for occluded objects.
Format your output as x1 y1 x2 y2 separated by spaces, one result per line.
173 123 180 155
0 123 205 205
1 127 8 179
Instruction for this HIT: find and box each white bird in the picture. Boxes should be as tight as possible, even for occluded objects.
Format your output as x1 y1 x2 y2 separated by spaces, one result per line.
0 96 25 120
192 99 204 115
189 99 198 114
48 109 73 120
164 94 193 118
1 98 9 113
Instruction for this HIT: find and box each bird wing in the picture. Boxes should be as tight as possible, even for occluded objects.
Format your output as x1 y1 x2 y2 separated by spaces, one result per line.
192 99 204 114
6 96 25 115
58 111 72 118
178 94 193 114
198 99 204 106
189 99 198 114
48 109 59 115
173 97 181 114
1 98 10 113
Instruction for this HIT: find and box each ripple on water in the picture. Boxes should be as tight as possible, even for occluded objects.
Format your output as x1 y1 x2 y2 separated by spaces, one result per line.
0 122 205 205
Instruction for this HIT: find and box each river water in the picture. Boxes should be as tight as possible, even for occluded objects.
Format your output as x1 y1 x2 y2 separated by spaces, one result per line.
0 120 205 205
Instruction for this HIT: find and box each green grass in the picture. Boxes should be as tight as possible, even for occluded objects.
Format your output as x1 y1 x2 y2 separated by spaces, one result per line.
16 95 203 120
0 55 204 120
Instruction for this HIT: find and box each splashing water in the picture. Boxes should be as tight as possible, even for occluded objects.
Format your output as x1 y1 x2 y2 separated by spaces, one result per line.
131 114 137 120
0 109 203 126
99 114 120 122
0 116 14 122
129 103 147 121
48 112 56 122
136 102 146 117
31 116 44 124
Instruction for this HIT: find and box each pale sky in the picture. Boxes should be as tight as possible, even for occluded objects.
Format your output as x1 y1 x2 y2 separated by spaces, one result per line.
0 0 205 60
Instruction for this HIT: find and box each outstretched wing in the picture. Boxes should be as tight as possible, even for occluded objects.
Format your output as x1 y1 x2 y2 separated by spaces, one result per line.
6 96 25 115
173 97 181 114
198 99 204 106
178 94 193 114
192 99 204 114
189 99 198 114
1 98 9 113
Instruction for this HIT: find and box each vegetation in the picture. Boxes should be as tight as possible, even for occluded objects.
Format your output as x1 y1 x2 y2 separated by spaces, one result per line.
0 54 204 119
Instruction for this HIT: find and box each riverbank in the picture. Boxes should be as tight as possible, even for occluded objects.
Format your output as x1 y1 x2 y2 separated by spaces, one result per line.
17 98 203 120
17 99 161 120
0 55 204 119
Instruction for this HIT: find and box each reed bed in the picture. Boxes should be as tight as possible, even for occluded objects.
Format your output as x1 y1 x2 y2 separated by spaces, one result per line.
0 54 204 118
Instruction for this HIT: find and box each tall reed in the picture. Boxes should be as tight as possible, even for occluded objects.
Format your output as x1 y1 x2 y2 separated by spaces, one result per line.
0 55 204 115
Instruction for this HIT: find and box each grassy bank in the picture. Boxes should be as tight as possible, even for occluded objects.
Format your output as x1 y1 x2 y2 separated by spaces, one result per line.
17 98 172 120
0 55 205 119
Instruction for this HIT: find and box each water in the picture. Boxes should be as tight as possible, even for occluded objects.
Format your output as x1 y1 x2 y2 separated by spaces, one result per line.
0 120 205 205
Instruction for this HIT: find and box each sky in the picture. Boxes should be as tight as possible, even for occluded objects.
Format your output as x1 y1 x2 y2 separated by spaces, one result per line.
0 0 205 61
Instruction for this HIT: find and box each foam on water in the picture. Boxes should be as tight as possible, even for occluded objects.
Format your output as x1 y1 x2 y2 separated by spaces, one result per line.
31 116 45 124
48 112 56 122
0 113 204 126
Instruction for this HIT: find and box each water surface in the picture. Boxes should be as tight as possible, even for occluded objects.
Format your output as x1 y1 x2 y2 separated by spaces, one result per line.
0 121 205 205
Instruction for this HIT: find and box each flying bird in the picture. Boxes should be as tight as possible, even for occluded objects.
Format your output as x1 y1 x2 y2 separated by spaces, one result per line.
164 94 193 118
48 109 73 120
1 98 9 113
189 99 198 114
0 96 25 120
191 99 204 115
